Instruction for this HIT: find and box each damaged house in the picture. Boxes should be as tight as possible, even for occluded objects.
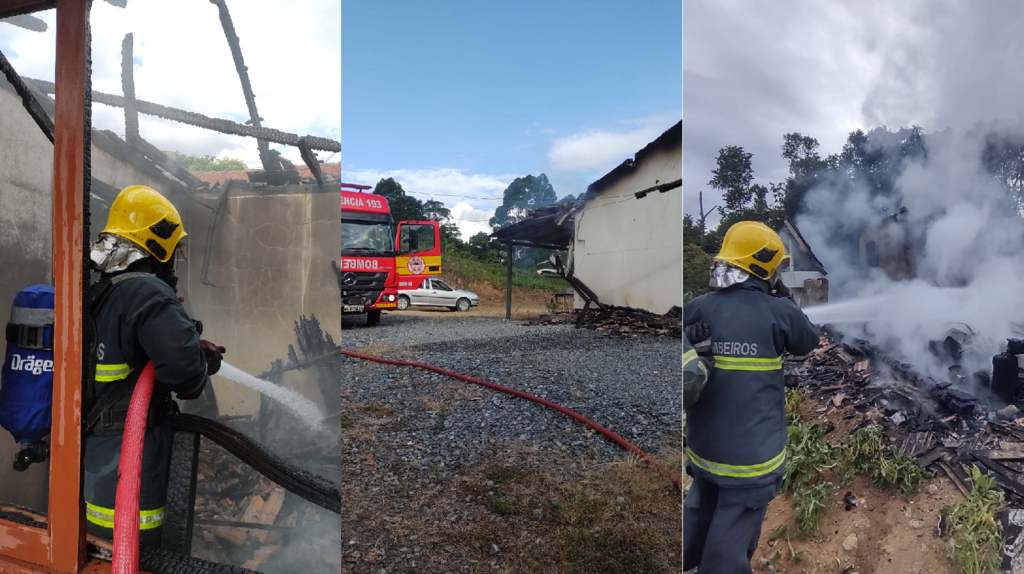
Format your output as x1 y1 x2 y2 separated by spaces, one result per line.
492 121 682 317
777 218 829 307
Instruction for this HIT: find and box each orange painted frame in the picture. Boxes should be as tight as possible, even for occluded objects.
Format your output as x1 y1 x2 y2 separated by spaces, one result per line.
0 0 94 571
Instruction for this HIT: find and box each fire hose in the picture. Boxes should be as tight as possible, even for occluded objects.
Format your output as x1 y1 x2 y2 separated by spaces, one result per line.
337 350 683 491
110 361 340 574
113 361 156 574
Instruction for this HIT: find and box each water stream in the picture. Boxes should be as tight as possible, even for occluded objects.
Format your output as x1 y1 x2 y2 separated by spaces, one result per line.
217 362 325 433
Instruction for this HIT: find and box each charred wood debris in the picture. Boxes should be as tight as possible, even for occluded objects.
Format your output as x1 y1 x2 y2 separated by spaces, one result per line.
783 326 1024 560
530 256 682 336
190 314 342 570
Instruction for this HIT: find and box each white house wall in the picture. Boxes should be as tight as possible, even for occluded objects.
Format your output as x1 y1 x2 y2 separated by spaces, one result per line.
572 145 682 314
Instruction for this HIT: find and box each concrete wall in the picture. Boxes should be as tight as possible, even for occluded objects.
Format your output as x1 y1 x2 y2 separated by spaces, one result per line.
570 144 683 314
181 191 341 417
0 80 341 509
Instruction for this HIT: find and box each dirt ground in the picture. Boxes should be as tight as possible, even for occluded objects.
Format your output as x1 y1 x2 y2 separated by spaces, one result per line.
746 397 963 574
393 280 559 320
752 475 960 574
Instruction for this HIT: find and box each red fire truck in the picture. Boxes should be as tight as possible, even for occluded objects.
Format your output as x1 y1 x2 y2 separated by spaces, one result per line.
340 183 441 325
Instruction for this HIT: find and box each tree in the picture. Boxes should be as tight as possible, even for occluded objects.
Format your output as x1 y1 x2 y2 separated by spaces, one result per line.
707 145 786 245
779 133 828 217
489 173 558 230
372 178 425 222
165 151 247 172
709 146 755 211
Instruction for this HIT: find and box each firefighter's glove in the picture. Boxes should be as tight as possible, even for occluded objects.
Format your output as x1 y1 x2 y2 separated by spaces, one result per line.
176 377 207 401
684 322 710 345
200 339 226 376
772 280 793 299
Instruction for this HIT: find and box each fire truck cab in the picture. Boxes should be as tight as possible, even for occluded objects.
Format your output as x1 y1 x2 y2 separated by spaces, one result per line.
340 184 441 326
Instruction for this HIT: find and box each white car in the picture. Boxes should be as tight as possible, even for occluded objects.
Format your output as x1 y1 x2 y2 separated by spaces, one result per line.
397 278 479 312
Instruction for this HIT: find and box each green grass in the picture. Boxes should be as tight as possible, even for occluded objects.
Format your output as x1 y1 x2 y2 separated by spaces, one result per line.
442 249 566 291
434 405 448 432
942 466 1004 574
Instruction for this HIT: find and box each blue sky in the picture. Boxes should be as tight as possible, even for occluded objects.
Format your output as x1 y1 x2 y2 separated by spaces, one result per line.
342 0 681 238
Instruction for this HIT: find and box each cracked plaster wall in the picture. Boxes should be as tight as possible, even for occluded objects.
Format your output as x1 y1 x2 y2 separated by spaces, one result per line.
182 192 340 417
570 145 682 314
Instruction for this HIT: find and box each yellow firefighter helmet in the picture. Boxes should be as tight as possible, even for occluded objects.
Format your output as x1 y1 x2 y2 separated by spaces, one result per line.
715 221 787 280
101 185 187 263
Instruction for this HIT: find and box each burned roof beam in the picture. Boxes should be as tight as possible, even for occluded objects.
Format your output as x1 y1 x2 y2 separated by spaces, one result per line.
0 47 54 143
209 0 280 172
297 137 324 187
120 34 204 188
22 77 342 152
120 33 140 145
634 178 682 199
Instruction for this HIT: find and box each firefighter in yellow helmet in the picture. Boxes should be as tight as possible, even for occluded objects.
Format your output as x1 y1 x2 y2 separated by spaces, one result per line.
84 185 225 547
683 221 820 573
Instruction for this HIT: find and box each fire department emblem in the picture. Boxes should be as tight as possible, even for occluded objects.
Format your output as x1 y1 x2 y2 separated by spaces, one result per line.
408 256 425 275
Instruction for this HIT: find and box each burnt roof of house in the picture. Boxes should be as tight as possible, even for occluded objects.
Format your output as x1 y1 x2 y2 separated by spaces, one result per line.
782 218 827 275
489 197 577 249
490 211 574 250
583 120 681 200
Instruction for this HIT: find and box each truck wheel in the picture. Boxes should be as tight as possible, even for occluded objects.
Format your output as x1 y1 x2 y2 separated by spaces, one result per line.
366 310 382 326
457 298 471 312
397 296 410 311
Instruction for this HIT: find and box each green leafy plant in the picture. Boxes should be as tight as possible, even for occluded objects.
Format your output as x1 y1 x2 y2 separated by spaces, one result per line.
794 481 833 535
942 466 1004 574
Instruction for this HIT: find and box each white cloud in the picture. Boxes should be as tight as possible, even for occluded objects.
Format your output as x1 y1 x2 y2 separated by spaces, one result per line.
450 202 495 240
547 114 680 173
2 1 339 168
342 167 518 240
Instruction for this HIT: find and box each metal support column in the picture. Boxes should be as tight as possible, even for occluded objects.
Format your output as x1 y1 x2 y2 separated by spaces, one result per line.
505 243 513 321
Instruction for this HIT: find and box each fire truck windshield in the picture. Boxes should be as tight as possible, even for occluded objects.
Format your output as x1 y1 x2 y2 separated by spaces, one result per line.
341 219 395 257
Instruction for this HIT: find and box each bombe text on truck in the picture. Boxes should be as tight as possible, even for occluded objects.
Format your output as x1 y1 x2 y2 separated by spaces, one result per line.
340 183 442 326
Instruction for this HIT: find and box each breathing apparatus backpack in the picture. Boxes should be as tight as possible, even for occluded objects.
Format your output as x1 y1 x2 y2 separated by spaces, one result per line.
0 285 55 471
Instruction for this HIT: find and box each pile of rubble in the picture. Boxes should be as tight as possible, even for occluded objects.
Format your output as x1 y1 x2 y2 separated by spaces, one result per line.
790 332 1024 564
531 305 682 337
190 440 341 572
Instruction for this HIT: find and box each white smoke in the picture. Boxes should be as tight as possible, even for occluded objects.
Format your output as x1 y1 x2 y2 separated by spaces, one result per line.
796 126 1024 383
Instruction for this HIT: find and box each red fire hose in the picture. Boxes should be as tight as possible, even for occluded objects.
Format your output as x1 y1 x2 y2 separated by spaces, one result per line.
337 350 682 491
112 361 156 574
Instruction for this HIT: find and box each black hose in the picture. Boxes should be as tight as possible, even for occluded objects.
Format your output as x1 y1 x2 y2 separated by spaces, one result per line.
171 414 340 514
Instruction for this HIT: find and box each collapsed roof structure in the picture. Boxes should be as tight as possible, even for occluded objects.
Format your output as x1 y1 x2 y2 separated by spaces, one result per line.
491 120 682 320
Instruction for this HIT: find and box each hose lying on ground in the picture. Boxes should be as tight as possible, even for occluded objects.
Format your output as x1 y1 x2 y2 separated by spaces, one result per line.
338 350 683 491
171 413 341 514
113 361 156 574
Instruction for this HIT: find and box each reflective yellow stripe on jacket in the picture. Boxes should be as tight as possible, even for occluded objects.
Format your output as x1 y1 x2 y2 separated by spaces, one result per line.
86 502 164 530
713 355 783 371
685 447 786 479
684 349 707 377
95 363 132 382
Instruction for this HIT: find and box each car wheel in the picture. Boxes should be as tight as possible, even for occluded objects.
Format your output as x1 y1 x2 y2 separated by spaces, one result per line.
457 298 471 312
397 296 410 311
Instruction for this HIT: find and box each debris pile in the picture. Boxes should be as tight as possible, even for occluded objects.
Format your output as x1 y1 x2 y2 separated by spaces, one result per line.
531 305 682 337
788 332 1024 563
190 440 341 572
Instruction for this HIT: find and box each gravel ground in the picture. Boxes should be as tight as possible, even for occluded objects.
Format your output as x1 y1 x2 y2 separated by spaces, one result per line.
343 314 681 460
339 313 682 573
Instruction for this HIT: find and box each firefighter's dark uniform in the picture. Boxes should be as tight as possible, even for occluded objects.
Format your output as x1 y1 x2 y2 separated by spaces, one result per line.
682 279 819 573
84 272 207 547
683 338 708 409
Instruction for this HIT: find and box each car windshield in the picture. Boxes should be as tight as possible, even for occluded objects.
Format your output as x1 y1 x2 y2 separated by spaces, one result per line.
341 219 395 256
